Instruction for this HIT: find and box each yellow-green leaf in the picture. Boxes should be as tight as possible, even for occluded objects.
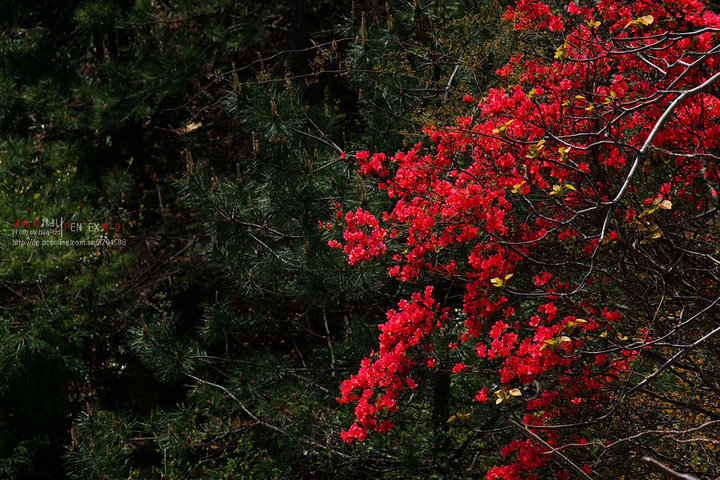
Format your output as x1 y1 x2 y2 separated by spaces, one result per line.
603 90 617 104
624 14 655 29
511 181 526 194
558 146 572 162
493 120 513 136
550 184 576 196
525 140 546 159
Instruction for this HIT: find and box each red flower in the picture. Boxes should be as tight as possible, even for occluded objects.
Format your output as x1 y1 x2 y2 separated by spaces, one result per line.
452 362 467 373
475 388 489 402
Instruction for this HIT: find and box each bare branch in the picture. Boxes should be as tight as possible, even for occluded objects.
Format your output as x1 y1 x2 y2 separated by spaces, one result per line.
641 456 700 480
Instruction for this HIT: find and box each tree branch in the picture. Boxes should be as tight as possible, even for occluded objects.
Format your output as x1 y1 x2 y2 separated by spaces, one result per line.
641 456 700 480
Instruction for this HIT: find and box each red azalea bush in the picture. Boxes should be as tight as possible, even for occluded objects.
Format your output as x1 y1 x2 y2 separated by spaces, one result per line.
330 0 720 477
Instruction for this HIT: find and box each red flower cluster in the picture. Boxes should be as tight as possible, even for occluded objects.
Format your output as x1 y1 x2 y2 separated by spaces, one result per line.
338 287 437 441
329 208 387 264
330 0 720 477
